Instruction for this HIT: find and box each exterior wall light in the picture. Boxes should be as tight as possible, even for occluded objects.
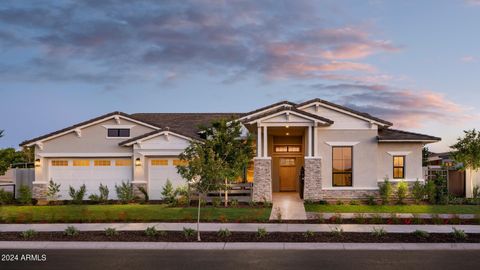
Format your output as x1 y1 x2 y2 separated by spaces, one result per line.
34 159 41 167
135 158 141 167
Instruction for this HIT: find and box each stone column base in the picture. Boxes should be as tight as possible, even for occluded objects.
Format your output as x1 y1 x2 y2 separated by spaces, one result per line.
252 158 272 203
303 157 322 201
32 182 48 200
132 182 148 200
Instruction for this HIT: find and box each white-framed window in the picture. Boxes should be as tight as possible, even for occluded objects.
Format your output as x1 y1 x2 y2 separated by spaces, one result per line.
115 159 132 166
151 159 168 166
107 128 130 138
94 160 111 166
51 160 68 166
73 160 90 167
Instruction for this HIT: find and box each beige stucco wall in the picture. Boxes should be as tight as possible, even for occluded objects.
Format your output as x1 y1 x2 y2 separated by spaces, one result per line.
466 169 480 198
377 142 424 182
317 129 378 189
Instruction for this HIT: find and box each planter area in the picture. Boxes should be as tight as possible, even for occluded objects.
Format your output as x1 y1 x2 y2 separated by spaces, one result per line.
1 231 479 243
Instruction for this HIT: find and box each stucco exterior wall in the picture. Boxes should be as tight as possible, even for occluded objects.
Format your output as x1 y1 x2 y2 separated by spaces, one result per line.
377 143 424 182
316 129 378 189
466 169 480 198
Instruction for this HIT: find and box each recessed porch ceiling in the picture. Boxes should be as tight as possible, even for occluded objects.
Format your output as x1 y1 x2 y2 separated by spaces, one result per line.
267 126 305 136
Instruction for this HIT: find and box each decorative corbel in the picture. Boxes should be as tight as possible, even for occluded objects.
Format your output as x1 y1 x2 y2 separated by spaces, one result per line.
114 115 121 124
36 142 44 150
74 128 82 138
315 103 319 113
286 111 290 121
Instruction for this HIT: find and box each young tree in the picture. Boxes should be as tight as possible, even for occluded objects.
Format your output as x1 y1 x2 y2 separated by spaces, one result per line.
451 129 480 197
422 146 430 167
0 130 3 138
201 118 254 207
176 139 224 241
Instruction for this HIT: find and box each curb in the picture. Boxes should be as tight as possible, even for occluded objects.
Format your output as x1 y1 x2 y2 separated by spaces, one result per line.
1 241 480 250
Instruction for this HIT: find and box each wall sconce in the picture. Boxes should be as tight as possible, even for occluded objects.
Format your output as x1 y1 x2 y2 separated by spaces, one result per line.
135 158 141 167
35 159 41 167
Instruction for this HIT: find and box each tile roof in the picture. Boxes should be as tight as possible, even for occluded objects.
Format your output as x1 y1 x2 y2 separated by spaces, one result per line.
242 106 333 125
377 128 441 142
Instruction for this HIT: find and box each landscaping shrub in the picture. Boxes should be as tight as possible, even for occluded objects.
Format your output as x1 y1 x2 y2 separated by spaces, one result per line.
371 227 387 237
365 195 376 205
413 230 430 238
336 200 344 205
183 227 196 239
473 185 480 205
349 200 359 205
330 227 344 238
46 179 61 202
452 227 468 240
371 214 383 224
396 181 408 204
64 226 79 237
431 214 443 225
354 213 366 224
256 227 268 239
217 228 232 239
230 199 239 208
18 185 32 205
248 201 257 207
303 230 315 239
21 229 37 239
212 197 221 207
138 186 149 203
412 179 424 204
161 179 175 203
0 189 14 205
145 226 158 237
262 197 272 208
115 181 135 203
425 180 436 204
331 213 343 224
379 177 392 204
88 184 109 203
104 227 118 237
68 184 86 204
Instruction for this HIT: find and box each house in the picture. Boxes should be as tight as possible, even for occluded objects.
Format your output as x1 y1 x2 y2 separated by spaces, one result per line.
20 99 441 201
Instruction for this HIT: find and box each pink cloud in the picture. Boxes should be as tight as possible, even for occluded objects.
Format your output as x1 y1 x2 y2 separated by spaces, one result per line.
461 56 477 63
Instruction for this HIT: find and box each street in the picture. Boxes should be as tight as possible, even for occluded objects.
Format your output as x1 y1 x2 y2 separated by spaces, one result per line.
1 249 479 270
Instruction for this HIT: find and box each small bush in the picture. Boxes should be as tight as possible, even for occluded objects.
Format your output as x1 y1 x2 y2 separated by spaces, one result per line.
88 184 109 203
183 227 196 239
452 227 467 240
425 180 436 204
396 181 408 204
473 185 480 204
365 195 376 205
138 186 149 202
161 179 175 204
371 214 383 224
212 197 221 207
248 201 257 207
64 226 79 237
330 227 344 237
230 199 239 208
21 229 37 239
115 181 135 203
256 227 268 239
145 226 158 237
431 214 443 225
412 179 424 204
349 200 360 205
379 177 393 204
262 197 272 208
68 184 86 204
217 228 232 239
0 189 14 205
104 227 118 237
413 230 430 238
354 213 366 224
330 213 343 224
46 179 61 202
18 185 33 205
303 230 315 239
371 227 387 237
336 200 344 205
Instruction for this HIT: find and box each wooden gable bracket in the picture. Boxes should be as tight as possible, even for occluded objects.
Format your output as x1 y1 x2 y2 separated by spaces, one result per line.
165 128 170 141
74 128 82 138
315 103 319 113
114 115 121 124
136 142 143 149
36 142 44 150
285 111 290 122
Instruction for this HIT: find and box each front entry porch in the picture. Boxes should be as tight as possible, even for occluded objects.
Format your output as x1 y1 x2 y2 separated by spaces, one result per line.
269 192 307 220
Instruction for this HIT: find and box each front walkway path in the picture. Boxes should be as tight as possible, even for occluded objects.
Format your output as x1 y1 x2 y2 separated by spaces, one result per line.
270 192 307 220
2 223 480 233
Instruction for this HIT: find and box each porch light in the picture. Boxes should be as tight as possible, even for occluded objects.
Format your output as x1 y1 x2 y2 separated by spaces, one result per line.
135 158 141 167
285 126 289 129
34 159 41 167
286 132 290 136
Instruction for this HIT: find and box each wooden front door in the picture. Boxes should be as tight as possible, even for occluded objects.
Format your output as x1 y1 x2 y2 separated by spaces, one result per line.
279 158 297 191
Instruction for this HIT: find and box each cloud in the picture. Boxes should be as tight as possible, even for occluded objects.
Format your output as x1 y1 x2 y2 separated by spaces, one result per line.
466 0 480 6
461 56 477 63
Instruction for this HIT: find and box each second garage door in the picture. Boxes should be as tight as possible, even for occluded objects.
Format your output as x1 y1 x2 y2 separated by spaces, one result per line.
148 158 187 200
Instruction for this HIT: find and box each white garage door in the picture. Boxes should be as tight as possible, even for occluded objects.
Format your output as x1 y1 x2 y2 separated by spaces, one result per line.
48 158 132 200
148 158 187 200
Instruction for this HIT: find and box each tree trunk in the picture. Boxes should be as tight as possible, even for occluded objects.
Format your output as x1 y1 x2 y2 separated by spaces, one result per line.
224 178 228 207
197 194 201 242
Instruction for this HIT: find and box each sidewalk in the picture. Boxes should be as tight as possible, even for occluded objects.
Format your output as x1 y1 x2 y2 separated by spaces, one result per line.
1 241 480 250
1 222 480 233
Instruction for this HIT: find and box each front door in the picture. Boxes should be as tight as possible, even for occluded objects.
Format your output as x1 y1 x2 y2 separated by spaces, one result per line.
279 158 297 191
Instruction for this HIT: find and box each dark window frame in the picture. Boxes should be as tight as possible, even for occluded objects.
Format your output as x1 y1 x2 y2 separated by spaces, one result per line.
332 146 353 187
107 128 131 138
393 155 406 179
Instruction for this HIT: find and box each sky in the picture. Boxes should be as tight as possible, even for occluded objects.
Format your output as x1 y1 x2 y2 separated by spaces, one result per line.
0 0 479 152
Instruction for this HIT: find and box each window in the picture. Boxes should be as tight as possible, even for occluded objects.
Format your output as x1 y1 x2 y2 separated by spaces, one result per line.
107 128 130 138
393 156 405 179
151 159 168 166
51 160 68 166
274 145 301 153
280 158 296 166
173 159 188 166
115 159 132 166
332 146 353 186
73 160 90 167
94 160 111 166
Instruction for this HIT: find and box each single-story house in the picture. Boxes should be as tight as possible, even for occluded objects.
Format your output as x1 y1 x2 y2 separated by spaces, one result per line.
20 98 441 201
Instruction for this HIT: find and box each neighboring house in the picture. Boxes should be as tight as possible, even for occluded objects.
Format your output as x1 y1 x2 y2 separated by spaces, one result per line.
20 99 441 201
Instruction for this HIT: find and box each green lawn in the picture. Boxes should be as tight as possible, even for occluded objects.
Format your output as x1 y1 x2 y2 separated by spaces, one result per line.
304 204 480 214
0 204 271 223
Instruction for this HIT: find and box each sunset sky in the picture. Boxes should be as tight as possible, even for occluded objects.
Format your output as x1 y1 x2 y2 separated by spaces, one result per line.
0 0 479 152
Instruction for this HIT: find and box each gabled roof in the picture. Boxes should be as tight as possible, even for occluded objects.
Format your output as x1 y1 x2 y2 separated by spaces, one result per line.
243 106 333 125
296 98 393 127
377 128 441 143
240 100 296 120
119 128 197 146
20 111 161 147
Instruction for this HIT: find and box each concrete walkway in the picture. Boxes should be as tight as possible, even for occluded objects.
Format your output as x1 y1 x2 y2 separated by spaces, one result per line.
270 192 307 220
307 212 479 220
1 241 480 250
2 223 480 233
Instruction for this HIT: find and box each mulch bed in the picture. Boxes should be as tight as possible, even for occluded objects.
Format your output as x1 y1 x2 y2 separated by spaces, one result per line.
1 231 479 243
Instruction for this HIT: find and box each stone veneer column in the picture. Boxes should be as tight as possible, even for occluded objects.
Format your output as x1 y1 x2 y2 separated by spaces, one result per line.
252 157 272 202
303 157 322 201
32 182 48 200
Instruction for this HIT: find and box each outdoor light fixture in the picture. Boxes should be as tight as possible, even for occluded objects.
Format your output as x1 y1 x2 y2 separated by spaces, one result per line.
285 126 289 128
135 158 141 167
34 159 41 167
286 132 290 136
